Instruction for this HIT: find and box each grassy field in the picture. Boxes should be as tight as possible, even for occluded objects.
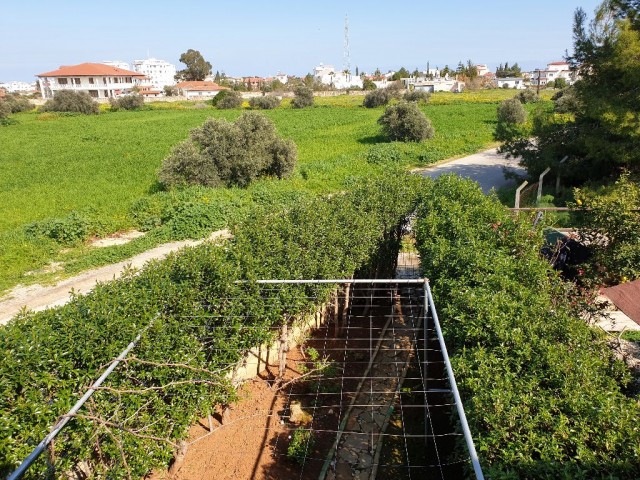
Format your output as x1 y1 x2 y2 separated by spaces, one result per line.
0 90 544 293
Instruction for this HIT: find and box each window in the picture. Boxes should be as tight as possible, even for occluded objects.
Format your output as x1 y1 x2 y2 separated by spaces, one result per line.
89 78 94 84
126 77 132 83
73 78 81 85
113 77 119 83
57 78 68 85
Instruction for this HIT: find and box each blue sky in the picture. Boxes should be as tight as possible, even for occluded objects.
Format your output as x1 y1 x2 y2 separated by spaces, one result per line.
1 0 603 82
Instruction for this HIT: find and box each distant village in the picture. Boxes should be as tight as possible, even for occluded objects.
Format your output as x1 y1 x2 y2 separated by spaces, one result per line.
0 58 576 101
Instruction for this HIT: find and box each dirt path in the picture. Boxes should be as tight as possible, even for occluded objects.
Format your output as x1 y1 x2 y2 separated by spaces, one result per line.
0 230 230 325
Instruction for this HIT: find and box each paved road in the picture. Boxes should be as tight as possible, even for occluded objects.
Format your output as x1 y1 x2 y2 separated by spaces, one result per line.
414 148 525 193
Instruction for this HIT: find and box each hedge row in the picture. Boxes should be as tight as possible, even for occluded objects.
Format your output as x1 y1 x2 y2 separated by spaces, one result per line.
0 173 423 479
414 175 640 479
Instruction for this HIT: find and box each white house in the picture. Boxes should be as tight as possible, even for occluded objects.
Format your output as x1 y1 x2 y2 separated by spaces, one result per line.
529 61 576 87
36 63 147 99
413 79 465 93
496 77 527 89
313 64 363 90
132 58 177 90
274 73 289 85
0 81 37 93
476 64 490 76
175 81 227 99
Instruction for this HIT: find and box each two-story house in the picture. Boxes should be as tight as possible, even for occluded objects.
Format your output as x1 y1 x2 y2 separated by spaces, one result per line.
36 63 147 99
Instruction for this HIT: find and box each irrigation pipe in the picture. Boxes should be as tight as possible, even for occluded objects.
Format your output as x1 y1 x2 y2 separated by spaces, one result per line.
8 316 157 480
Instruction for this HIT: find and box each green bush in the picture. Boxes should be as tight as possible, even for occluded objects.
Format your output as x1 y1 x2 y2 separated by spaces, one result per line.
287 428 314 465
365 143 402 165
497 97 526 124
0 101 11 121
158 112 297 189
24 211 93 245
377 101 435 142
573 175 640 285
248 95 281 109
363 88 393 108
291 85 314 108
552 86 581 114
110 94 145 111
515 88 539 104
0 174 420 479
40 90 99 114
403 90 431 104
1 93 33 113
211 90 242 109
414 175 640 479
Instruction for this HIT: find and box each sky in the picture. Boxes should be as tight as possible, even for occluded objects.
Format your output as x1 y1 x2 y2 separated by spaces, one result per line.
0 0 604 82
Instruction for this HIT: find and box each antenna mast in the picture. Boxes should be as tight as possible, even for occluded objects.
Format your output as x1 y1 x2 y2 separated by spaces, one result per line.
344 14 350 74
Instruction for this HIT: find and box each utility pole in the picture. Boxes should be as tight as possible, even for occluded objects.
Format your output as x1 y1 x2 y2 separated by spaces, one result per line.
344 14 351 75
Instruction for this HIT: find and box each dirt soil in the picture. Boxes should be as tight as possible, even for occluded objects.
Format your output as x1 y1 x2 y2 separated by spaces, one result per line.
147 343 334 480
148 290 393 480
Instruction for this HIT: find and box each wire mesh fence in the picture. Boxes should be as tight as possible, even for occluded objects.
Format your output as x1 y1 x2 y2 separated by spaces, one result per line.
9 249 482 479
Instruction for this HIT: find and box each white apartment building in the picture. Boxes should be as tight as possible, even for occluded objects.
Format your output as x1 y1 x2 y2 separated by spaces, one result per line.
132 58 177 90
313 64 363 90
36 63 146 99
102 60 131 71
0 81 36 93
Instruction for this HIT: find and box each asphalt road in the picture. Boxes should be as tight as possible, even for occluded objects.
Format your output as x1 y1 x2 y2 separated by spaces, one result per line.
414 148 525 193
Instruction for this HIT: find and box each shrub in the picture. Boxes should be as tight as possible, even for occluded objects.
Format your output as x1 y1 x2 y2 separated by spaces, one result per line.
211 90 242 109
573 175 640 285
365 143 402 165
163 85 178 96
362 78 376 90
0 101 11 121
40 90 99 114
363 88 393 108
24 211 93 245
248 95 281 110
552 86 581 114
403 90 431 104
515 89 539 104
0 174 419 479
2 93 33 113
377 101 435 142
158 140 222 189
110 94 145 111
291 85 314 108
414 175 640 479
287 428 314 465
158 112 297 189
497 97 526 124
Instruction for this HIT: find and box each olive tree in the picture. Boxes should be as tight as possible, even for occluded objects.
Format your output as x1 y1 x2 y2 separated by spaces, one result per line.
159 112 297 189
291 85 313 108
378 101 435 142
40 90 99 114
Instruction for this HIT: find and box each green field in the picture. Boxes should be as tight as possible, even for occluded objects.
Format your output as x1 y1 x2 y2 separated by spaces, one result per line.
0 91 537 293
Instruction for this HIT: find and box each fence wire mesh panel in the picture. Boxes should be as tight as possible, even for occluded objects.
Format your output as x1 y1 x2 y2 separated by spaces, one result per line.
9 276 481 478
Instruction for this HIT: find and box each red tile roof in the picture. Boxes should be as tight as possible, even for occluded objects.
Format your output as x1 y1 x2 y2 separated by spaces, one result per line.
548 61 569 66
37 63 145 77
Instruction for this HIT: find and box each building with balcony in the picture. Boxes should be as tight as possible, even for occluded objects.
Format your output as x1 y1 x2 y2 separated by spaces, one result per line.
529 61 576 88
132 58 177 90
36 63 147 99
